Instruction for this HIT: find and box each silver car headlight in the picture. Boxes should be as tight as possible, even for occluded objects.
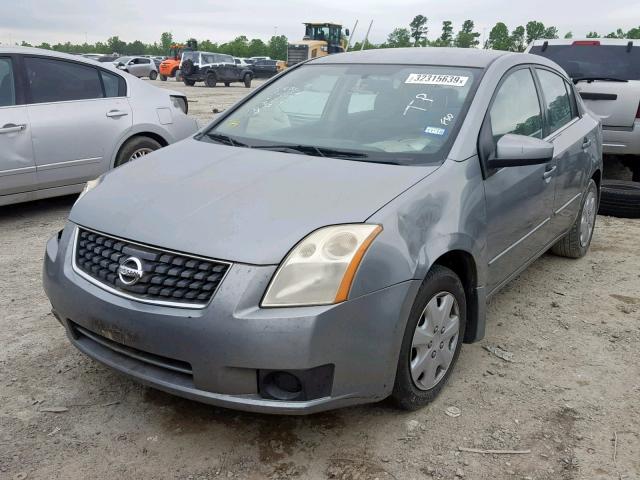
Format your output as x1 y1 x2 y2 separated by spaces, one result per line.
262 224 382 307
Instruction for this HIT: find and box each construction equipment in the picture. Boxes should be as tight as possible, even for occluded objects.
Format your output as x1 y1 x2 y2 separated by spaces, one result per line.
159 40 197 81
287 22 349 67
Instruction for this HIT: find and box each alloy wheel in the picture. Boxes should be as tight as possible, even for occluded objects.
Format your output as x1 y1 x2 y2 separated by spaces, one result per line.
129 148 154 162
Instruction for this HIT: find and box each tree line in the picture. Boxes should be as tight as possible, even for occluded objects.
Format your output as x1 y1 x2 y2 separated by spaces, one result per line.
354 17 640 51
11 31 289 60
6 20 640 59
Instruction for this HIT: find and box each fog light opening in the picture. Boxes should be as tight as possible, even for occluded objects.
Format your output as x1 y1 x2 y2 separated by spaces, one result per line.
263 371 302 401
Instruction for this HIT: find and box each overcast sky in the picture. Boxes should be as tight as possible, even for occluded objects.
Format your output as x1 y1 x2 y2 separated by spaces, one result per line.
1 0 638 47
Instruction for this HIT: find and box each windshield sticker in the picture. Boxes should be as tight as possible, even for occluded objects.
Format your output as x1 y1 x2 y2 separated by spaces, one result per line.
403 93 434 116
227 120 240 128
440 113 455 126
406 74 469 87
425 126 446 136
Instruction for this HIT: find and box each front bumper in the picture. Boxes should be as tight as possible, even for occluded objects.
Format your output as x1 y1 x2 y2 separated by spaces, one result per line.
603 120 640 156
43 225 419 414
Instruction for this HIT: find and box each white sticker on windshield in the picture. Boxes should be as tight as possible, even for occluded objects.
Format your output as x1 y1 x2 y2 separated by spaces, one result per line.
405 73 469 87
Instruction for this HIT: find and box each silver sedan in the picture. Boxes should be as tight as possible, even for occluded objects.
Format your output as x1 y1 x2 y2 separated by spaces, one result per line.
0 47 198 206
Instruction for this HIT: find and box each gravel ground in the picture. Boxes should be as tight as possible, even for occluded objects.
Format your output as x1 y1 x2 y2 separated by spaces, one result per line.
1 79 639 480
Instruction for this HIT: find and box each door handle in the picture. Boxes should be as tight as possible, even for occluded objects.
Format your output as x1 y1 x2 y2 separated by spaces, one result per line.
543 165 557 179
0 123 26 134
106 110 129 118
582 138 592 149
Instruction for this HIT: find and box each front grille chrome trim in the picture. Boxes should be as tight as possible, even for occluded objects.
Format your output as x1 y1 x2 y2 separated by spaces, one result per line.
71 226 232 310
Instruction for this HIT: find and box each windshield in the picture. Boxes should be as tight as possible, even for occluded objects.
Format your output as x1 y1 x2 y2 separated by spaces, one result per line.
530 44 640 81
115 57 132 64
181 51 199 63
200 64 480 165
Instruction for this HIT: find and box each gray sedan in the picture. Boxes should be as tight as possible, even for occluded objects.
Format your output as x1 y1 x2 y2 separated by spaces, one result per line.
43 48 602 414
0 47 198 206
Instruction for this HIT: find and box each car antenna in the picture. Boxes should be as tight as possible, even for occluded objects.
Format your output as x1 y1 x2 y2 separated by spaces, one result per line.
627 41 633 53
541 40 549 52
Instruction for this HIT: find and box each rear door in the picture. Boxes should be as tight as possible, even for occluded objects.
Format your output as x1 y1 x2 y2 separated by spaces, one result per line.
0 55 36 196
24 56 133 189
482 66 557 293
534 67 596 235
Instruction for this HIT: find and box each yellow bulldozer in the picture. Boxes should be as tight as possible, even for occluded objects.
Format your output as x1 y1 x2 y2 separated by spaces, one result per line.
287 22 350 66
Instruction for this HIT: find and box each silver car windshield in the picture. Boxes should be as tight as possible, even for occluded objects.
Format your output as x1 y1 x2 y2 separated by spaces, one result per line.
202 64 480 165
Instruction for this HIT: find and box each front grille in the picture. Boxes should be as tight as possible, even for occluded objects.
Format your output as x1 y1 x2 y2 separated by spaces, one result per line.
287 45 309 66
74 228 230 307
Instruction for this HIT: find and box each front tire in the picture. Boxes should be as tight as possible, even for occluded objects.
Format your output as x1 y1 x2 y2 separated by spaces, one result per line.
552 179 598 258
160 74 167 81
244 74 252 88
114 136 162 168
149 70 158 80
205 73 217 88
391 265 466 410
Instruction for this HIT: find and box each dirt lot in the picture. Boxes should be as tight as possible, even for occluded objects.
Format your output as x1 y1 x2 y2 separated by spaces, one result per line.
1 79 639 480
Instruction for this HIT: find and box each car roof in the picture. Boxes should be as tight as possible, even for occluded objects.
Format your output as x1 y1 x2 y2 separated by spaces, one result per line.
529 38 637 46
309 47 516 68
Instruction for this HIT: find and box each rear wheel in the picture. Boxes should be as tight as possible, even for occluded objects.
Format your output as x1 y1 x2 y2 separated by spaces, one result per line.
224 82 230 87
391 265 466 410
114 136 162 168
159 74 167 81
244 74 252 88
175 69 183 81
552 179 598 257
149 70 158 80
205 73 217 88
183 78 196 87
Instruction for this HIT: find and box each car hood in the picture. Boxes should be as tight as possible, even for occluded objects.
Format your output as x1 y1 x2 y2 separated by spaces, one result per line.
70 139 438 265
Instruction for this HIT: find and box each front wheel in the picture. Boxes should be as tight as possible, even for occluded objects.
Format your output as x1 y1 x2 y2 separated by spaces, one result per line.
244 74 252 88
149 70 158 80
159 74 167 81
551 179 598 258
205 73 217 88
391 265 466 410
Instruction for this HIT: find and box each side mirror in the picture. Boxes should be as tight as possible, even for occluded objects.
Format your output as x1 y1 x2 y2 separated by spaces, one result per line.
487 134 554 169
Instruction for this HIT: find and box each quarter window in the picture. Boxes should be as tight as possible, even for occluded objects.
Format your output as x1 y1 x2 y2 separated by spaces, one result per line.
490 68 542 140
536 69 573 134
100 70 126 97
25 57 103 103
0 57 15 107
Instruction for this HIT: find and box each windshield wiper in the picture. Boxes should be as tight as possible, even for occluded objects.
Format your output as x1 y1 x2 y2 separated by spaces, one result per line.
204 132 249 147
573 76 628 83
251 144 373 160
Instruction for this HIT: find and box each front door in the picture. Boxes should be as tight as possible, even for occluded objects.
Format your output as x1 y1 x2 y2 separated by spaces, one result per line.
483 67 557 293
24 56 132 189
0 56 37 197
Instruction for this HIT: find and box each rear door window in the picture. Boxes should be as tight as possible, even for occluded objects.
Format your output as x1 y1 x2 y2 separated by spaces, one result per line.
25 57 103 103
536 69 574 135
490 68 543 140
0 57 16 107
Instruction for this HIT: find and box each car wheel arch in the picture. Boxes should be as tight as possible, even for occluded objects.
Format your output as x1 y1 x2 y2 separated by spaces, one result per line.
110 131 169 169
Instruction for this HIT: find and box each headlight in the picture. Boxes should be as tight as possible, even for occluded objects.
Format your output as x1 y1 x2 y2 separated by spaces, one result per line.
75 176 104 204
262 224 382 307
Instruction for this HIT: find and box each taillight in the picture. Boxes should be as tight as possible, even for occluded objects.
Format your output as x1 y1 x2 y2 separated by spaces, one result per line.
573 40 600 46
170 95 188 115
